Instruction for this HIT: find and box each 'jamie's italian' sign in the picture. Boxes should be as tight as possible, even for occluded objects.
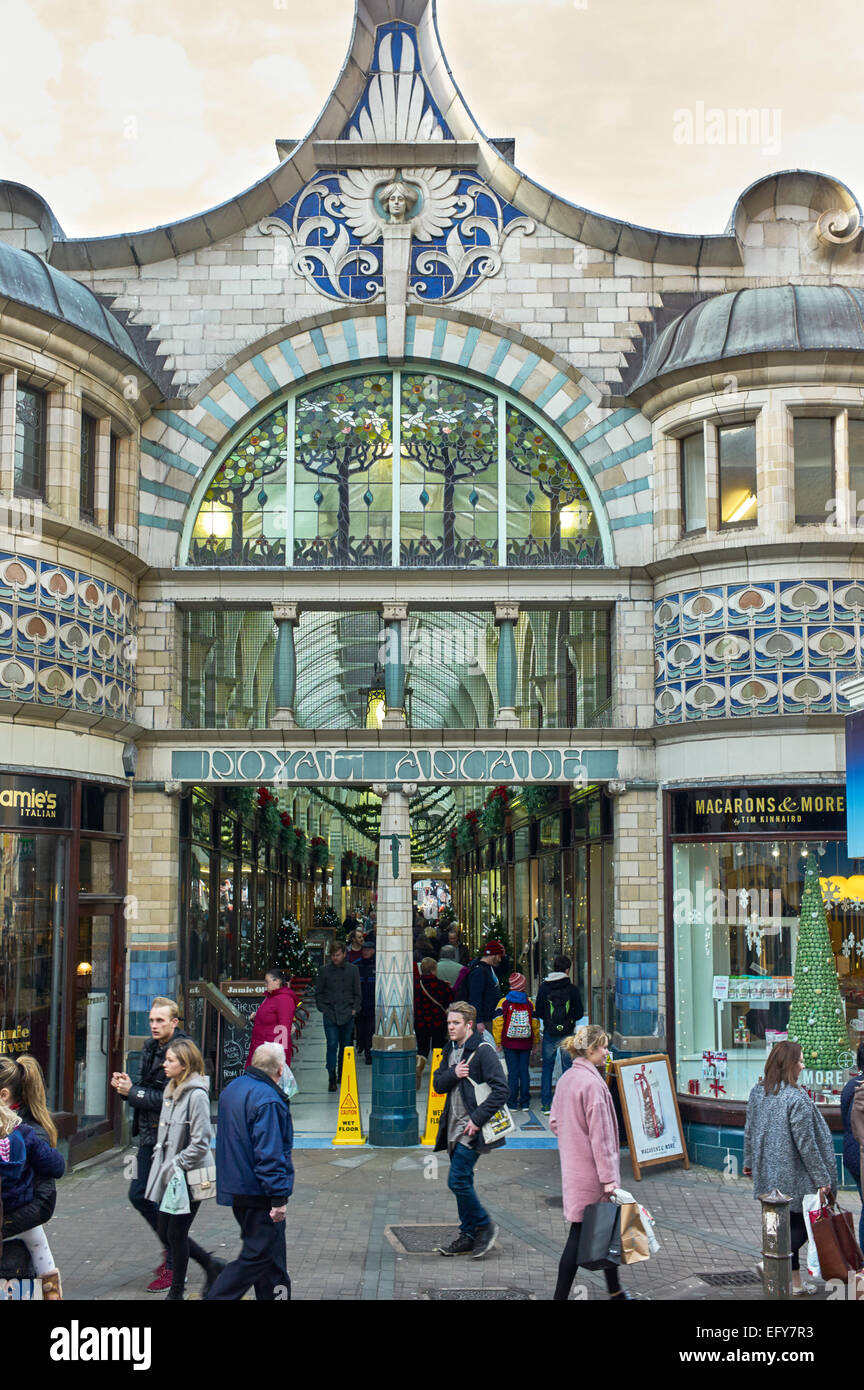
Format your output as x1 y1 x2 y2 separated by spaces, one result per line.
671 785 847 836
0 776 71 828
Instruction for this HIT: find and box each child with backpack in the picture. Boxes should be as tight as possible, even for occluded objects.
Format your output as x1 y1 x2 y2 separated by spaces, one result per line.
0 1099 66 1298
492 973 541 1111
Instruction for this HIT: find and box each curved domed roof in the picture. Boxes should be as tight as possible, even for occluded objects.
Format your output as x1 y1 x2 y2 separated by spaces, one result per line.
633 285 864 392
0 239 153 377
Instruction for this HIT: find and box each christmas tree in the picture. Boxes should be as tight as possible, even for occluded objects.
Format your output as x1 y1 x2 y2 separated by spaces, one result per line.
787 855 848 1069
274 914 314 979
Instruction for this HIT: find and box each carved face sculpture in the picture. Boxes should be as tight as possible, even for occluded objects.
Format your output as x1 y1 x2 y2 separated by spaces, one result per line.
380 180 416 224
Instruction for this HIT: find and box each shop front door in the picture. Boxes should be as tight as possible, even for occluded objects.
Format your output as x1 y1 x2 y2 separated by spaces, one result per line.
71 906 123 1142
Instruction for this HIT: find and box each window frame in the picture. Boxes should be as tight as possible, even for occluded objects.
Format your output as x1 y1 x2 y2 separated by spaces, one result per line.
679 429 707 535
717 420 758 530
79 409 97 523
13 383 47 501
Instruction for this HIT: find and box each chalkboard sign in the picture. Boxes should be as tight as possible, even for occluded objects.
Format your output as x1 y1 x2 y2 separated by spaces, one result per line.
217 983 266 1092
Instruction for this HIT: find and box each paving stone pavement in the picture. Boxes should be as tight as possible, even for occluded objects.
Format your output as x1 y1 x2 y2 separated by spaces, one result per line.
38 1140 816 1302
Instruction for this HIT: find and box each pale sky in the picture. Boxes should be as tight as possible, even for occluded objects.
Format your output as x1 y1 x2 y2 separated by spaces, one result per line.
1 0 861 240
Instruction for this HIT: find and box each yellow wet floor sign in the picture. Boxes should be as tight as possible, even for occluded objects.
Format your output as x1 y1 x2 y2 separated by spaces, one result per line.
421 1048 445 1146
332 1046 366 1146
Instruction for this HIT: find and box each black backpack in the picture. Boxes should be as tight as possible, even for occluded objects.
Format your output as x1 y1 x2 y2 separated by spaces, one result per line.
452 958 480 1004
547 991 575 1037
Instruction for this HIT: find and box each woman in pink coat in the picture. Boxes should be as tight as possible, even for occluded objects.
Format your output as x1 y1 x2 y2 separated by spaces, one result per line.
245 968 298 1067
549 1024 629 1301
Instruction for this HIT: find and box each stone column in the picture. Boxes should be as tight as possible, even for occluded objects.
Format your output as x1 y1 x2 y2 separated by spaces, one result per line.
271 603 299 727
494 603 520 729
381 603 408 728
369 781 419 1146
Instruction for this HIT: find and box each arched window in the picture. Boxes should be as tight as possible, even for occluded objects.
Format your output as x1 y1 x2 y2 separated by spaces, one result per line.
186 369 604 568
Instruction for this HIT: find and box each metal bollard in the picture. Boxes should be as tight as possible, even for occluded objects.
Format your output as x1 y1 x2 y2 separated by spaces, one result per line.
759 1188 792 1300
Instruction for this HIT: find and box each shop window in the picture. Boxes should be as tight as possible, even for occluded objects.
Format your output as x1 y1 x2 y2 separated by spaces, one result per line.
14 385 46 500
718 423 757 527
81 785 121 833
79 838 118 896
673 836 862 1105
80 411 97 522
680 431 706 532
793 417 833 525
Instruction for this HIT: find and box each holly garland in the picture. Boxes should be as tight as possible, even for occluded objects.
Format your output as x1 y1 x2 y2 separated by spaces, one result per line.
480 785 509 836
456 810 480 854
787 854 848 1069
308 835 329 871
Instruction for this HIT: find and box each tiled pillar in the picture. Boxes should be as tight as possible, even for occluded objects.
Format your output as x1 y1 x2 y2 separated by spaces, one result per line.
271 602 299 727
381 603 407 728
494 603 520 729
127 788 180 1046
369 781 419 1146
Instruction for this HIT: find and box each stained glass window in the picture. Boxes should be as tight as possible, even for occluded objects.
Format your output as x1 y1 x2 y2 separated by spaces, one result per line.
505 408 602 566
400 373 497 566
186 369 604 569
189 409 288 564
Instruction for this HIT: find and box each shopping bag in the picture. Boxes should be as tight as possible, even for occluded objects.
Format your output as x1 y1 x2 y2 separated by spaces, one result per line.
810 1188 864 1281
576 1201 622 1270
802 1193 822 1279
280 1064 299 1099
158 1163 191 1216
619 1202 651 1264
467 1076 517 1144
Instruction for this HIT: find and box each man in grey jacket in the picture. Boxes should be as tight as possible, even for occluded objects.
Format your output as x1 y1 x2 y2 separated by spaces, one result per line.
314 941 362 1091
433 1001 510 1259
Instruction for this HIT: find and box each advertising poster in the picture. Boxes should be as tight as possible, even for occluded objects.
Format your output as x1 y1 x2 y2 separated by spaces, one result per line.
613 1054 689 1179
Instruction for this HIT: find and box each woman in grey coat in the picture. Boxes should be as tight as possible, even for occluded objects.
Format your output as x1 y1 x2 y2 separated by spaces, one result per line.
145 1038 219 1300
743 1040 836 1294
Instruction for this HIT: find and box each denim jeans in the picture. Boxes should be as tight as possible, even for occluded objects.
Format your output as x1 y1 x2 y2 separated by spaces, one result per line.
540 1033 572 1109
504 1049 531 1108
323 1017 355 1075
447 1143 490 1238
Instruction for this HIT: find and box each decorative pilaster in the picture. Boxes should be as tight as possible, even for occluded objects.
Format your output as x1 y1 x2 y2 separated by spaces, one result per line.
369 781 419 1146
329 813 343 916
381 603 408 729
271 603 299 728
494 603 520 729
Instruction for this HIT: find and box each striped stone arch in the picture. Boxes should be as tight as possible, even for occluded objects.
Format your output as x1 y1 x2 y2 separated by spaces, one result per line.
139 309 653 566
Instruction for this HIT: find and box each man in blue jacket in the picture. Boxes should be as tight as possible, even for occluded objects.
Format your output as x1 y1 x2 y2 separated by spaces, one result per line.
205 1041 295 1301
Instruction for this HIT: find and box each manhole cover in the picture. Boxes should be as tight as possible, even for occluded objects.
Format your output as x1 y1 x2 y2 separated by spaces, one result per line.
388 1225 461 1252
544 1196 564 1208
419 1288 535 1300
697 1270 761 1287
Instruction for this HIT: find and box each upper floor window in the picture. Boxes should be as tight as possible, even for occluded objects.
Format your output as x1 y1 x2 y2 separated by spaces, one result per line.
680 431 706 532
14 386 46 500
186 369 604 569
108 432 119 534
793 417 833 525
80 412 97 522
850 420 864 521
718 423 757 527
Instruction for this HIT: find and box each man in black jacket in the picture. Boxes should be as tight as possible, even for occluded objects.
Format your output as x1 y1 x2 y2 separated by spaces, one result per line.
535 956 584 1114
433 1002 510 1259
314 942 361 1090
111 996 222 1293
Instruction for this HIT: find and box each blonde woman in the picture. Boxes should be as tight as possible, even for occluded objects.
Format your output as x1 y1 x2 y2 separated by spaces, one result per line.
144 1038 221 1301
0 1054 64 1296
549 1025 629 1301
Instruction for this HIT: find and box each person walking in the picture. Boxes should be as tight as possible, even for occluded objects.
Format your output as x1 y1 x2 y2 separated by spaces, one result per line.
0 1096 65 1298
110 996 195 1291
492 972 540 1111
435 944 462 987
535 956 584 1114
743 1040 836 1295
355 938 377 1064
144 1038 222 1301
414 958 453 1088
205 1042 294 1302
433 1002 509 1259
0 1055 61 1288
466 941 505 1032
550 1024 629 1301
314 941 361 1091
840 1041 864 1254
345 928 366 964
246 967 298 1069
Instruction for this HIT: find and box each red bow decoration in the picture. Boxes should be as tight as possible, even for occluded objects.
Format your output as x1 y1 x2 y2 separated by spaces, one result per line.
708 1079 726 1098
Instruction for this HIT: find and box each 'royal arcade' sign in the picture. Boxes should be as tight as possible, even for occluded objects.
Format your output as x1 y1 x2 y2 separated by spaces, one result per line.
170 746 619 786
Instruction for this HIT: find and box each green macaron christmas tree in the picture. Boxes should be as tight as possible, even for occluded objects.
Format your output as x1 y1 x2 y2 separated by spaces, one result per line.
787 854 848 1069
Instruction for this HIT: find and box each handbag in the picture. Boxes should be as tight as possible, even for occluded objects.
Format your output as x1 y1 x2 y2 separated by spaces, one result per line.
186 1163 218 1201
467 1074 517 1144
577 1201 622 1270
809 1187 864 1281
159 1162 191 1215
